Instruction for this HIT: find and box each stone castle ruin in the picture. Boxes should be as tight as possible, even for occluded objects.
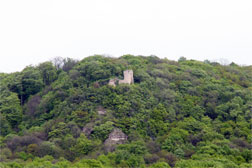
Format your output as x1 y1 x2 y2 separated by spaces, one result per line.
108 78 118 87
108 70 134 86
119 70 134 84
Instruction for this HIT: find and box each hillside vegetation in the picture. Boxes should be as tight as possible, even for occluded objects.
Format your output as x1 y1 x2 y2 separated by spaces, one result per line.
0 55 252 168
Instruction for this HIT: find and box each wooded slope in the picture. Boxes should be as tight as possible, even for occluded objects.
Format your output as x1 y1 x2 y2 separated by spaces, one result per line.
0 55 251 167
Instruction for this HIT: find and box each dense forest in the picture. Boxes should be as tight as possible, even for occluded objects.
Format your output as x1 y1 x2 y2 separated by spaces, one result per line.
0 55 251 168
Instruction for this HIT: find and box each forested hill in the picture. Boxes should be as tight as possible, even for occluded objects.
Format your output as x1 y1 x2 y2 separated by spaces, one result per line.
0 55 251 168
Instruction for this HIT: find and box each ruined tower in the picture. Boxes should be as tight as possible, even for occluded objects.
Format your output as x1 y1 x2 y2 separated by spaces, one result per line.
118 70 134 85
108 70 134 86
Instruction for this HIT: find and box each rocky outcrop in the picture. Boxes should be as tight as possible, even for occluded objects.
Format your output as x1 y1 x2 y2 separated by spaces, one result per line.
104 128 127 152
82 123 94 137
97 106 106 115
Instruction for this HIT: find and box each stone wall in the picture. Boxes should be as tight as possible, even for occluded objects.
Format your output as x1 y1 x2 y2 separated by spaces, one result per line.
108 78 117 87
118 70 134 85
108 70 134 86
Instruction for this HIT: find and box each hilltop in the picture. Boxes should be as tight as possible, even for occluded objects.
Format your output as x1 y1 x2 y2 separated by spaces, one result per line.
0 55 251 168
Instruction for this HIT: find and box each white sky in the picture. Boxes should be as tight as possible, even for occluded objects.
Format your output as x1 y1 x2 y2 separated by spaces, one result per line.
0 0 252 73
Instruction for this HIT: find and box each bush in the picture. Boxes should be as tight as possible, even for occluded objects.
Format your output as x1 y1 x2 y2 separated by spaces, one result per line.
149 162 171 168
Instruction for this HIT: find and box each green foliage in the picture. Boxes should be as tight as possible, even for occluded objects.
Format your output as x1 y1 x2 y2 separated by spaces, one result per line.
150 162 171 168
37 141 62 158
92 121 114 141
175 156 239 168
6 67 44 104
0 89 22 129
16 151 33 161
70 134 96 156
38 62 57 85
162 128 189 153
117 141 147 156
0 113 12 136
0 55 251 167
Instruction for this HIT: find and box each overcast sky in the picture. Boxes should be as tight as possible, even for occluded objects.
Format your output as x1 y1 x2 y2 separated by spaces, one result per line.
0 0 252 73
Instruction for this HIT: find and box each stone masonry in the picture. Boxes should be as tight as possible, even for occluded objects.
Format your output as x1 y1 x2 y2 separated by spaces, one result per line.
108 78 117 87
118 70 134 85
108 70 134 86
